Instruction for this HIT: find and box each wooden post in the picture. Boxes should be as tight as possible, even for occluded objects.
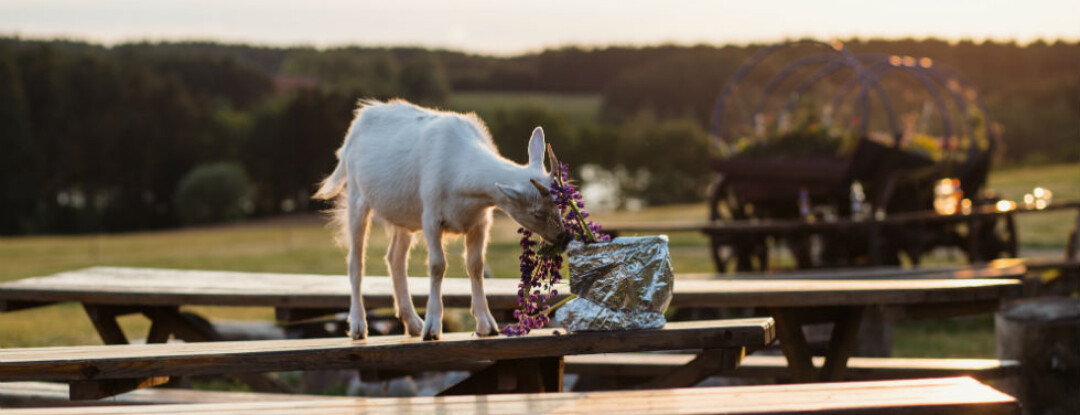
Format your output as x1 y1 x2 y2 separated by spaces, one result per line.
996 298 1080 415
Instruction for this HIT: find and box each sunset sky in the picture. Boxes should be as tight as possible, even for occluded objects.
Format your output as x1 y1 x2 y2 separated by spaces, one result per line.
2 0 1077 55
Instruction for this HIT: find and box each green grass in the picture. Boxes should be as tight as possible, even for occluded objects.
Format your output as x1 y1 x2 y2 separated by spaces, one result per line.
447 91 602 125
986 163 1080 250
0 163 1075 354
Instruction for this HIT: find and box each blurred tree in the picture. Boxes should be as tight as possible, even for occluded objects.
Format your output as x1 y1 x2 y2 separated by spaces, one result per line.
398 51 451 105
174 162 253 224
0 44 36 233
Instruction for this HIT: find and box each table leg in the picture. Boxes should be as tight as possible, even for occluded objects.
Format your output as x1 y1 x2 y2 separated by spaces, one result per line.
439 356 563 395
818 307 864 382
634 347 743 390
82 304 132 345
769 306 866 383
79 304 293 398
768 308 816 383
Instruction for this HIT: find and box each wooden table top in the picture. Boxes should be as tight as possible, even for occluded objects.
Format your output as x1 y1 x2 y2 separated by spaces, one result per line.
0 377 1018 415
604 200 1080 235
0 318 774 383
0 266 1023 310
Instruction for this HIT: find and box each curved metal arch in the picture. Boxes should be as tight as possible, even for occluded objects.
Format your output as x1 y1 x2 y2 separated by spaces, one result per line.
924 61 1000 154
829 58 956 145
710 39 862 143
750 53 850 126
777 57 902 143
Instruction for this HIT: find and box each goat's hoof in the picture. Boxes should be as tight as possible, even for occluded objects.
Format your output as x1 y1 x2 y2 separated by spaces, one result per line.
474 313 500 337
421 320 442 341
348 321 368 340
403 315 424 337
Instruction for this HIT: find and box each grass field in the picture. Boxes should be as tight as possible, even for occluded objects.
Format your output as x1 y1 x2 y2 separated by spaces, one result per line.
0 163 1076 357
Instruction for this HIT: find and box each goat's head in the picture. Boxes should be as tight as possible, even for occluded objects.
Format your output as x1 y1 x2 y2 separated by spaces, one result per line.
496 127 570 244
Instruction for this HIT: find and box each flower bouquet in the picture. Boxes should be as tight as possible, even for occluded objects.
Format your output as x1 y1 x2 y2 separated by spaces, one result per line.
501 146 674 336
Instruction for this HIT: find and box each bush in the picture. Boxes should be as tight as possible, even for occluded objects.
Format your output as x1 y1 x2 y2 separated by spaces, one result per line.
174 162 253 225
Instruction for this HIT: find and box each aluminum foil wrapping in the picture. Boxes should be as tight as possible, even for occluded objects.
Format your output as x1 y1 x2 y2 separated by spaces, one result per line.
554 235 674 332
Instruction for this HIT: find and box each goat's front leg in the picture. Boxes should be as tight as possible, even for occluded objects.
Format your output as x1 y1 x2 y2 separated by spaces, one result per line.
387 227 423 336
346 195 372 340
421 216 446 340
466 218 499 336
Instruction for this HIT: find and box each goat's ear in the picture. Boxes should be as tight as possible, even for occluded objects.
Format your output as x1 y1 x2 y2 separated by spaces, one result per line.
496 183 522 201
527 127 546 171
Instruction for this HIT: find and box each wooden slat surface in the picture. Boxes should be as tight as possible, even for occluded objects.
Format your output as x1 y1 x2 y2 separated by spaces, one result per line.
0 382 344 407
688 258 1027 281
0 377 1019 415
564 353 1020 380
0 318 773 382
604 200 1080 235
0 267 1023 310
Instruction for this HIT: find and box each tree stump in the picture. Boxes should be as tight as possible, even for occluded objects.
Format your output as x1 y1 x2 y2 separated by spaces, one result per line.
996 297 1080 415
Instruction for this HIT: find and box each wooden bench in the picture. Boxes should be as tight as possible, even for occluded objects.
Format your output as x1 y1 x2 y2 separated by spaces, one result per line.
0 382 343 407
0 318 773 400
0 377 1020 414
564 353 1020 383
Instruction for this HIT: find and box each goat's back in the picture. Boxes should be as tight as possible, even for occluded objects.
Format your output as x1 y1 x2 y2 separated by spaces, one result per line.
338 100 501 230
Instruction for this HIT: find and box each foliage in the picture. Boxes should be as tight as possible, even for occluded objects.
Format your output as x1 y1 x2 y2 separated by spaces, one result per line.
730 121 846 159
174 162 253 225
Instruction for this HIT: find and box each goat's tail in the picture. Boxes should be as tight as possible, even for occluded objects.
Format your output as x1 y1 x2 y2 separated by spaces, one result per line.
314 158 347 200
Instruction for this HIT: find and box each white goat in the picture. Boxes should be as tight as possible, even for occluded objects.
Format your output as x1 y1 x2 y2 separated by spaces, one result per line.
314 99 567 340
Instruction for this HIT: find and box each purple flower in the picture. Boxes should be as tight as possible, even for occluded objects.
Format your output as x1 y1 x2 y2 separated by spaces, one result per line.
502 157 608 337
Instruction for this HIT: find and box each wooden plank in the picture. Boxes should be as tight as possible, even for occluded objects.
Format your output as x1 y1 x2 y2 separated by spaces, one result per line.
0 266 1023 311
564 354 1021 381
0 318 773 383
0 377 1020 415
69 377 170 400
0 382 346 407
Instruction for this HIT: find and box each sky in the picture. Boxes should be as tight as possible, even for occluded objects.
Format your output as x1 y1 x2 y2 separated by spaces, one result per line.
1 0 1077 55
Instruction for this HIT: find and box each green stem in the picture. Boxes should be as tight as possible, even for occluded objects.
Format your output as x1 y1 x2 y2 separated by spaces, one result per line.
543 294 577 316
546 144 598 243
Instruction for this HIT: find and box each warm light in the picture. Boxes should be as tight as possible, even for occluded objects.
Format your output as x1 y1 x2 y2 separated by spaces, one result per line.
1033 187 1053 210
960 198 973 215
934 178 962 215
831 40 844 51
995 200 1016 212
1023 194 1035 209
919 57 933 68
902 56 916 67
889 55 902 66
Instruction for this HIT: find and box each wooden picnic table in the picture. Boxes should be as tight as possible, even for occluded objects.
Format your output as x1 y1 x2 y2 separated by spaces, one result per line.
0 266 1023 384
0 318 774 400
605 200 1080 270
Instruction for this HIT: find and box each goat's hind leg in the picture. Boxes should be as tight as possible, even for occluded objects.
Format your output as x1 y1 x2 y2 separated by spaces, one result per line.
387 226 423 336
346 192 372 340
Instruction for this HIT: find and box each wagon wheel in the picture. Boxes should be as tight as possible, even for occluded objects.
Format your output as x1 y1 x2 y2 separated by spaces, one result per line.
707 177 769 272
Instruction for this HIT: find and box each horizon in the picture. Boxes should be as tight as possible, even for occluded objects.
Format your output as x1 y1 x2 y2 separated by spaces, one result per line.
2 0 1077 56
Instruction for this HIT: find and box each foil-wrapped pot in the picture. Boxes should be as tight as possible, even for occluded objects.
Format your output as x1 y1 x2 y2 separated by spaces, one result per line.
554 235 674 332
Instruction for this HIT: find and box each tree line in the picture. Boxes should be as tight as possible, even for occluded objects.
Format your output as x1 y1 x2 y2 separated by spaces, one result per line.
0 37 1075 234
